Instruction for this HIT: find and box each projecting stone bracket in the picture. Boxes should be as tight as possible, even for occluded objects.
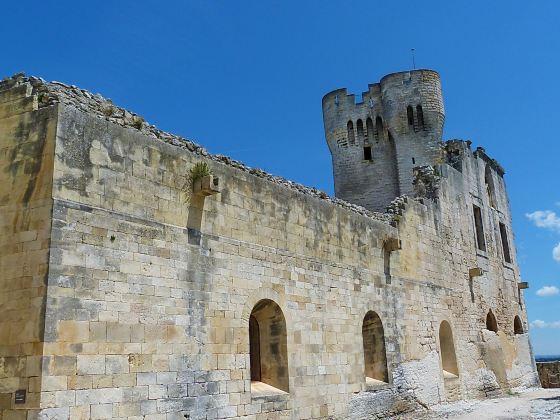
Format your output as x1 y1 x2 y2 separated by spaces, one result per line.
384 238 402 252
193 175 221 197
469 268 483 278
518 282 529 290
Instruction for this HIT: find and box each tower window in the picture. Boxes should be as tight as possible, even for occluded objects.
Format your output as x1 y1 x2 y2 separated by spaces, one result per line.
499 222 512 263
416 105 425 130
357 119 365 143
412 158 416 165
347 121 355 145
473 205 486 252
363 146 372 161
407 106 414 126
366 117 374 141
375 116 383 141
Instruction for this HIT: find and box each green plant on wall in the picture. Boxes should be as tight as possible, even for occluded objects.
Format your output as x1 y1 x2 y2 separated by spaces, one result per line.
183 161 213 202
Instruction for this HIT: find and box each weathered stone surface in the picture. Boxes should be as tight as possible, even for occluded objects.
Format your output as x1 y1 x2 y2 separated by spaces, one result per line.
0 71 539 419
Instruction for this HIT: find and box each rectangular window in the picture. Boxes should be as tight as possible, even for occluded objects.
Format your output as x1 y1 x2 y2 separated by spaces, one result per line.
499 222 512 263
363 146 372 161
473 205 486 252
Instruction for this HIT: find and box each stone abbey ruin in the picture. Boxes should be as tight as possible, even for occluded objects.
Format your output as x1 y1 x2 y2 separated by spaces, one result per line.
0 70 539 419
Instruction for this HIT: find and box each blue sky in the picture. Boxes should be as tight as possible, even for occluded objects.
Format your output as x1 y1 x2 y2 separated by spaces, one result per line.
3 1 558 355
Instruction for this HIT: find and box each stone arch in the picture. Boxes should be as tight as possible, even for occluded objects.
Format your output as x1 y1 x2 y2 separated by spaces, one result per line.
486 310 498 333
362 311 389 384
514 315 524 335
249 299 289 392
439 320 459 377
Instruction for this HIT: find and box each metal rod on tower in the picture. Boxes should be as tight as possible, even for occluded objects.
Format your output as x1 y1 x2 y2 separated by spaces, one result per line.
411 48 416 70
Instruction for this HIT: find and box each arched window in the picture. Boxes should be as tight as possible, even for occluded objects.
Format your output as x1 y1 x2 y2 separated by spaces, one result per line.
366 117 374 141
375 116 384 141
485 165 497 209
407 106 414 126
357 119 365 143
347 121 355 145
362 311 389 384
514 316 524 335
249 299 289 392
486 310 498 333
416 105 425 130
439 321 459 377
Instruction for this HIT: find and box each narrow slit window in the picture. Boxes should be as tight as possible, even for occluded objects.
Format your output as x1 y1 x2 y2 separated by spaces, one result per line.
473 205 486 252
416 105 425 130
366 117 374 141
363 146 372 161
347 121 355 145
412 157 416 165
357 119 365 143
499 223 512 263
514 316 523 334
375 116 383 141
407 105 414 126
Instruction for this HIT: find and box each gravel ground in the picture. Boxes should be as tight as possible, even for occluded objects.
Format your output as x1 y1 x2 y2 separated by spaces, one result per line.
393 388 560 419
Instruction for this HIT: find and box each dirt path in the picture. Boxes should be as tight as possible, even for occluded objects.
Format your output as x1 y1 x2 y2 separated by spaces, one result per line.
395 388 560 419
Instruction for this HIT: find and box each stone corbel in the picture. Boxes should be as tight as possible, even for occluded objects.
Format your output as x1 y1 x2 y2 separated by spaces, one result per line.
518 282 529 290
193 174 221 197
384 238 401 252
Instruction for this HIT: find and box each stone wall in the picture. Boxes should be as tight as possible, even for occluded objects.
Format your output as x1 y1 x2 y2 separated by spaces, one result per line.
0 73 540 419
537 362 560 388
0 81 57 418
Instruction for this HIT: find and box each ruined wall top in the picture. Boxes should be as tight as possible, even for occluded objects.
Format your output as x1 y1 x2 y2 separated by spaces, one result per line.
0 73 396 224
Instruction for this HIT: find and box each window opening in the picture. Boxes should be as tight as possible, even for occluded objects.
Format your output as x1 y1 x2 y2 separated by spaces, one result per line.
473 205 486 252
363 146 372 161
375 116 383 141
514 316 523 335
499 223 511 263
249 299 289 392
366 117 374 141
357 119 365 143
486 310 498 333
416 105 425 130
347 121 355 145
362 311 389 384
485 165 497 208
407 106 414 127
439 321 459 377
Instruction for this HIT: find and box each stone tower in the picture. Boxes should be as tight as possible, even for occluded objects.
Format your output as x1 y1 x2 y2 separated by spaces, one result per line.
322 69 445 212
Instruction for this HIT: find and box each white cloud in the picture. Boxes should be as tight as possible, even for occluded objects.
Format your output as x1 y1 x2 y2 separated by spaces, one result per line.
531 319 560 329
536 286 559 297
526 210 560 232
554 243 560 263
